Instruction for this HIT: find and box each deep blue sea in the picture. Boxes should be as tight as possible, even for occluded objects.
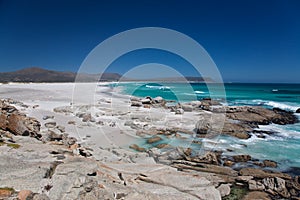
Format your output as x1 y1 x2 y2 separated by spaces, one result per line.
107 82 300 171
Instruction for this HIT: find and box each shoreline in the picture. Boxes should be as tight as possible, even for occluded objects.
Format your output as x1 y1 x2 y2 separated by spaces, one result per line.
1 82 300 199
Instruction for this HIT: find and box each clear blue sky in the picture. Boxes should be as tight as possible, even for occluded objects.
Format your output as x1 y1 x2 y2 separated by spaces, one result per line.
0 0 299 83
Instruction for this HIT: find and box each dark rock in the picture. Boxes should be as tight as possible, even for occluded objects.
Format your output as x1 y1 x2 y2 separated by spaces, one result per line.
81 113 94 122
296 108 300 113
87 171 97 176
263 160 277 168
42 115 54 120
129 144 146 152
131 101 142 107
226 106 298 125
153 96 164 104
44 121 56 128
146 136 162 144
175 108 184 115
155 143 171 149
141 98 151 104
56 125 65 132
233 155 252 162
79 148 92 157
184 148 192 156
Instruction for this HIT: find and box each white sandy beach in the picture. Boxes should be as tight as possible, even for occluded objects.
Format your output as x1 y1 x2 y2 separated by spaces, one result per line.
0 82 200 149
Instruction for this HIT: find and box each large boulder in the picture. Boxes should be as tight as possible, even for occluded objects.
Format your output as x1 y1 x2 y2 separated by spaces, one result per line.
296 108 300 113
0 100 41 139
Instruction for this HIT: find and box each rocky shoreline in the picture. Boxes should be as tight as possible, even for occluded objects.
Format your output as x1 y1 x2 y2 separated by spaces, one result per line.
1 92 300 199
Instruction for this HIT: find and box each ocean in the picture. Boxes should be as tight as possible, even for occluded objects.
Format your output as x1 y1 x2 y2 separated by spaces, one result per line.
107 82 300 172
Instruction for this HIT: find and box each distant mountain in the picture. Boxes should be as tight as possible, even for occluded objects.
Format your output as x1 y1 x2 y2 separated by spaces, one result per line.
0 67 211 83
0 67 121 83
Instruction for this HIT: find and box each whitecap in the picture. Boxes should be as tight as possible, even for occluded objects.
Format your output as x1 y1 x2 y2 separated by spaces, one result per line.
145 85 171 90
264 101 299 112
194 90 205 94
232 99 299 112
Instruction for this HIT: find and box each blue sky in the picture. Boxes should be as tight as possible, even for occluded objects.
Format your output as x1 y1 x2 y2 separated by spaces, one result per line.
0 0 299 83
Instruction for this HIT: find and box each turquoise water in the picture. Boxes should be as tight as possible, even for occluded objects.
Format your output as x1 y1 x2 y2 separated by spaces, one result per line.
107 82 300 172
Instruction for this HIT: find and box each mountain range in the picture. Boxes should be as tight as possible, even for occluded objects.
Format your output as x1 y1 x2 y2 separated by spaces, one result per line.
0 67 121 83
0 67 211 83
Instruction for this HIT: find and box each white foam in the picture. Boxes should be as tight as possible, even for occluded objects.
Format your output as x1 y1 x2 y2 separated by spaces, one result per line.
264 101 299 112
233 99 299 112
145 85 171 90
258 124 300 139
194 91 205 94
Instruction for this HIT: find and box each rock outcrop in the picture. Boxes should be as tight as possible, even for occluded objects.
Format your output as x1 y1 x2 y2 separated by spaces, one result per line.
0 100 41 138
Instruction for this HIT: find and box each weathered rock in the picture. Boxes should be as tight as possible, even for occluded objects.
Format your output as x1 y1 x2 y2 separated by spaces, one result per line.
233 154 251 162
248 180 265 191
217 184 231 197
7 113 41 138
172 160 238 176
296 108 300 113
262 177 290 198
226 106 298 125
221 121 251 139
146 136 162 144
239 168 291 180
